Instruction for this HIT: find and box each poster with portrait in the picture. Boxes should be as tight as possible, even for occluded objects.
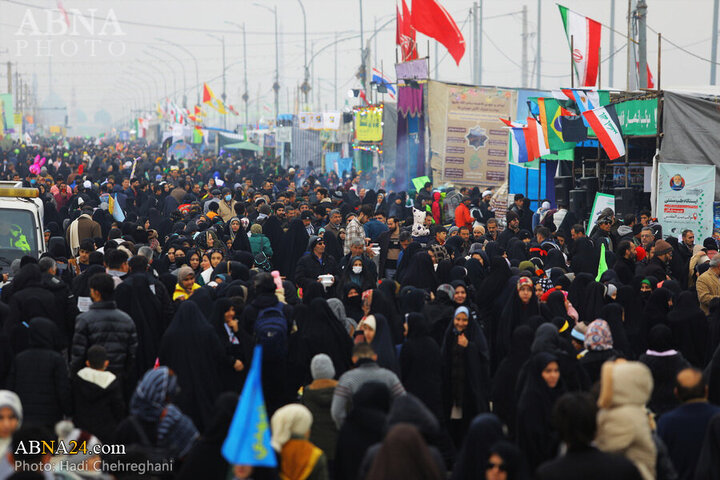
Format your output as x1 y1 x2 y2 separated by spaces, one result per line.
656 163 715 241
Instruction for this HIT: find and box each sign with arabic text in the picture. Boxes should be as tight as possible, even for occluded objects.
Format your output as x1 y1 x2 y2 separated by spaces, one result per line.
354 107 383 142
615 98 658 136
656 163 715 241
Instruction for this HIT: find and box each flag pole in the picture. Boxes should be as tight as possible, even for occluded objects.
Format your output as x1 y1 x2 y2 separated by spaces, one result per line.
657 32 661 91
570 35 574 88
598 45 602 89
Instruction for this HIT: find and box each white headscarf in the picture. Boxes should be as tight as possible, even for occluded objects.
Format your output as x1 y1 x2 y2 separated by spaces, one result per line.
270 404 313 451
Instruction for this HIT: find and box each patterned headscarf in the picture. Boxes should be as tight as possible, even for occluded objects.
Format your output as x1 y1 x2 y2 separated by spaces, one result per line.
130 367 199 459
584 319 613 351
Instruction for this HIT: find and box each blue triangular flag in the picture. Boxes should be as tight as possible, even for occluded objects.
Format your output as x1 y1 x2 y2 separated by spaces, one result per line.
222 346 277 467
111 193 125 222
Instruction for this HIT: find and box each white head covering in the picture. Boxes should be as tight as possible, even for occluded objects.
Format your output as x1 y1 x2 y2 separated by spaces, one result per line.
0 390 22 430
270 404 313 451
359 315 376 332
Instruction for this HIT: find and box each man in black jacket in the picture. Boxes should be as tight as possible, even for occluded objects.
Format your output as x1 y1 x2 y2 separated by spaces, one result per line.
642 239 674 281
613 241 637 286
71 273 138 396
38 256 79 353
294 236 340 292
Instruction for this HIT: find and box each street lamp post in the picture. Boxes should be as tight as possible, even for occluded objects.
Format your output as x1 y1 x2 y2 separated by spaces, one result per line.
225 21 250 128
254 3 280 123
207 33 227 129
297 0 310 107
154 47 188 108
144 51 176 102
156 38 200 106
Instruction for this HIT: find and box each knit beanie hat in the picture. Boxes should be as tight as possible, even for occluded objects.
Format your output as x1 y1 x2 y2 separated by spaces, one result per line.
654 239 673 256
310 354 335 380
176 265 194 281
0 390 22 427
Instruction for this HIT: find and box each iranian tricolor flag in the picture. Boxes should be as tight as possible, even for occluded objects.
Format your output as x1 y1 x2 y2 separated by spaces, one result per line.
558 5 601 87
582 104 625 160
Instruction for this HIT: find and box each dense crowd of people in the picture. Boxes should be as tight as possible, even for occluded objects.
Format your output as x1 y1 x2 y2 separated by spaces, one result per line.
0 138 719 479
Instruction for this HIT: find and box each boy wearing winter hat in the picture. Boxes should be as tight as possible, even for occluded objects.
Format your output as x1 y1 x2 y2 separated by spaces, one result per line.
301 354 339 462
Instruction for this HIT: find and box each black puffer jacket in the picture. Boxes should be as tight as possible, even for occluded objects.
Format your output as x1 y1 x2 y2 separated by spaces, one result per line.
70 300 138 378
5 264 58 354
8 317 72 427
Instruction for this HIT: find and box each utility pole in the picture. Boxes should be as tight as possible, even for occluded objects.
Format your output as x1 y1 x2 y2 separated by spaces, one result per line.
243 23 249 127
221 36 227 128
334 32 338 110
435 42 439 80
712 0 719 84
6 62 11 94
626 0 632 91
359 0 365 97
472 2 478 84
273 6 280 123
536 0 541 89
610 0 616 87
478 0 483 85
637 0 647 88
521 5 528 88
297 0 309 107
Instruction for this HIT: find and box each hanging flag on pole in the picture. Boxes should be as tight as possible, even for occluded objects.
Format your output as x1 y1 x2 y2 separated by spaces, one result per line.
510 125 530 164
202 83 228 114
558 5 601 87
129 156 139 179
596 242 608 281
526 116 550 161
222 346 277 467
582 104 625 160
636 62 655 88
537 98 576 151
399 0 418 61
371 68 397 98
411 0 465 65
57 1 70 28
108 194 125 222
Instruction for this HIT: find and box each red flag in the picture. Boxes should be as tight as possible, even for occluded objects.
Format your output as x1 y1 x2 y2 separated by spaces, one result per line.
57 1 70 28
202 83 213 103
396 4 402 46
411 0 465 65
401 0 418 61
636 62 655 88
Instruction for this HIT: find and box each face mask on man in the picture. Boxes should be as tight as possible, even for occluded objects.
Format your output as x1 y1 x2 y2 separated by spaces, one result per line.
225 195 232 202
352 266 363 274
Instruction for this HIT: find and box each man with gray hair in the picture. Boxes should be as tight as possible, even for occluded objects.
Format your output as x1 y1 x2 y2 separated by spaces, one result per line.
39 255 78 353
697 256 720 315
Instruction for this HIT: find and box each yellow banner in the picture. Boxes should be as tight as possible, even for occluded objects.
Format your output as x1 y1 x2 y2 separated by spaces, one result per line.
354 107 383 142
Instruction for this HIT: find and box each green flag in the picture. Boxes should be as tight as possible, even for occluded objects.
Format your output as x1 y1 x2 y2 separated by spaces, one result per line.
595 243 608 281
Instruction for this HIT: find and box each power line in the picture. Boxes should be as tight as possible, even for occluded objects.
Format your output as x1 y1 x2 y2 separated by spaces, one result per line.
0 0 379 36
647 24 720 65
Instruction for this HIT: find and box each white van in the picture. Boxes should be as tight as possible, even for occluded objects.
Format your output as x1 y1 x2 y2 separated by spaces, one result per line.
0 181 45 271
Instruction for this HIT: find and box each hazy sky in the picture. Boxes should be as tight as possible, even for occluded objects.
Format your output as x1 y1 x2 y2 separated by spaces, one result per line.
0 0 717 129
